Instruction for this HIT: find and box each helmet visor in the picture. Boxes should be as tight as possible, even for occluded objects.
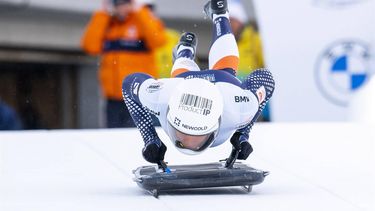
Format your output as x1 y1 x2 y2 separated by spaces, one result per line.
167 122 216 153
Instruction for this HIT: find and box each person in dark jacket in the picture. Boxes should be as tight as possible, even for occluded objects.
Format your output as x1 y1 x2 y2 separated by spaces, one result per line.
0 100 22 130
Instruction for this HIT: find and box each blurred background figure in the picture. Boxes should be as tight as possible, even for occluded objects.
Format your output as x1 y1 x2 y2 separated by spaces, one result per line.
0 99 22 130
228 0 265 78
81 0 167 128
2 0 368 127
155 28 180 78
138 0 181 78
228 0 269 121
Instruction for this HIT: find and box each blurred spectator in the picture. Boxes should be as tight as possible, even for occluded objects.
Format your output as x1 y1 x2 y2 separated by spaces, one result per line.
81 0 167 128
228 0 270 121
0 100 22 130
228 0 265 78
138 0 180 78
156 28 180 78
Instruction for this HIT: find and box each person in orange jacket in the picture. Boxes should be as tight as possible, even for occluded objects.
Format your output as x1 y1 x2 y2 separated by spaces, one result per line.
81 0 167 128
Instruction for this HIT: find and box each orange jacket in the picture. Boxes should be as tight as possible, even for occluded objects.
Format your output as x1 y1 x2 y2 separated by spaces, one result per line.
81 7 167 100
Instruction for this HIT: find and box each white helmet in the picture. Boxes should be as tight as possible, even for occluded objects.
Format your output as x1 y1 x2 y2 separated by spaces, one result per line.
166 78 224 155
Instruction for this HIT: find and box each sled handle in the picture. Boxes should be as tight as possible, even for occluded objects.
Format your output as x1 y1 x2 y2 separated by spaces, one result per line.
225 147 239 169
158 161 171 173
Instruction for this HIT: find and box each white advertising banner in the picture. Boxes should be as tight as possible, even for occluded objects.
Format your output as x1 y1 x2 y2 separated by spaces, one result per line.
253 0 375 121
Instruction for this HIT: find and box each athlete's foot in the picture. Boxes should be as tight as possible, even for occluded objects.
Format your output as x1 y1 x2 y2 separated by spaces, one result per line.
204 0 228 20
172 32 197 63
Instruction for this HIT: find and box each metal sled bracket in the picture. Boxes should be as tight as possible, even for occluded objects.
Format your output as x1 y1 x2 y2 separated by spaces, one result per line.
158 161 171 173
148 189 159 198
132 177 142 183
224 148 239 169
243 185 253 193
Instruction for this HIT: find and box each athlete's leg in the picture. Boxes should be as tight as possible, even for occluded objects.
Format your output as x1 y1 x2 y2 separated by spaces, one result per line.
206 0 239 71
171 32 201 78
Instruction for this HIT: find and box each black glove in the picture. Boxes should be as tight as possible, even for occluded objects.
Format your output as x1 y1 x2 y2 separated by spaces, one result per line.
230 132 253 160
142 141 167 164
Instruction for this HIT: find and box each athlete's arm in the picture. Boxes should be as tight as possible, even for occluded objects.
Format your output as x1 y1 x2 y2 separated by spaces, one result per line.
231 68 275 160
122 73 166 164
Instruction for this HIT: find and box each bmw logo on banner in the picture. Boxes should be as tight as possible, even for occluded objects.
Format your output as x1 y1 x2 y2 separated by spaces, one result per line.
315 40 372 106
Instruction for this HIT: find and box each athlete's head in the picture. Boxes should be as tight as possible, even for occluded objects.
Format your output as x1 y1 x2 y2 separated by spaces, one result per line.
166 78 224 155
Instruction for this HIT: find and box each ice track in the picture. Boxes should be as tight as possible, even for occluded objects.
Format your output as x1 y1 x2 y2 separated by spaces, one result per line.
0 123 374 211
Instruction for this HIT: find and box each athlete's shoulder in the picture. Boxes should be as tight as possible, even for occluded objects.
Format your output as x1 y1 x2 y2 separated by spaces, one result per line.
139 77 184 102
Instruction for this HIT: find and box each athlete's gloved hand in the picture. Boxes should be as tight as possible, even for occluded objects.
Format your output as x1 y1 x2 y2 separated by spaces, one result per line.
142 140 167 164
230 132 253 160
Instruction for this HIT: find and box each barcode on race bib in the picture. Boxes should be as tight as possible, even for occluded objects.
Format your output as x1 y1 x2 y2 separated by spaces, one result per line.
180 94 213 110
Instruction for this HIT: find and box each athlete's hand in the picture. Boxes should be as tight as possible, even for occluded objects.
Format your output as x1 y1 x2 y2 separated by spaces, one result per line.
142 140 167 164
230 132 253 160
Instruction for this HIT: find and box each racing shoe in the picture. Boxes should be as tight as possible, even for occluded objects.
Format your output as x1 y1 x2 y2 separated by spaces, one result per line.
204 0 228 20
172 32 197 64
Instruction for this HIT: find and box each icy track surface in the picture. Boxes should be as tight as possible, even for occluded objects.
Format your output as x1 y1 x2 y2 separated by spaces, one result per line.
0 123 374 211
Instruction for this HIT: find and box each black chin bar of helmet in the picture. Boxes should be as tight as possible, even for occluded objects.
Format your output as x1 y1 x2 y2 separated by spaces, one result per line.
224 147 239 169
